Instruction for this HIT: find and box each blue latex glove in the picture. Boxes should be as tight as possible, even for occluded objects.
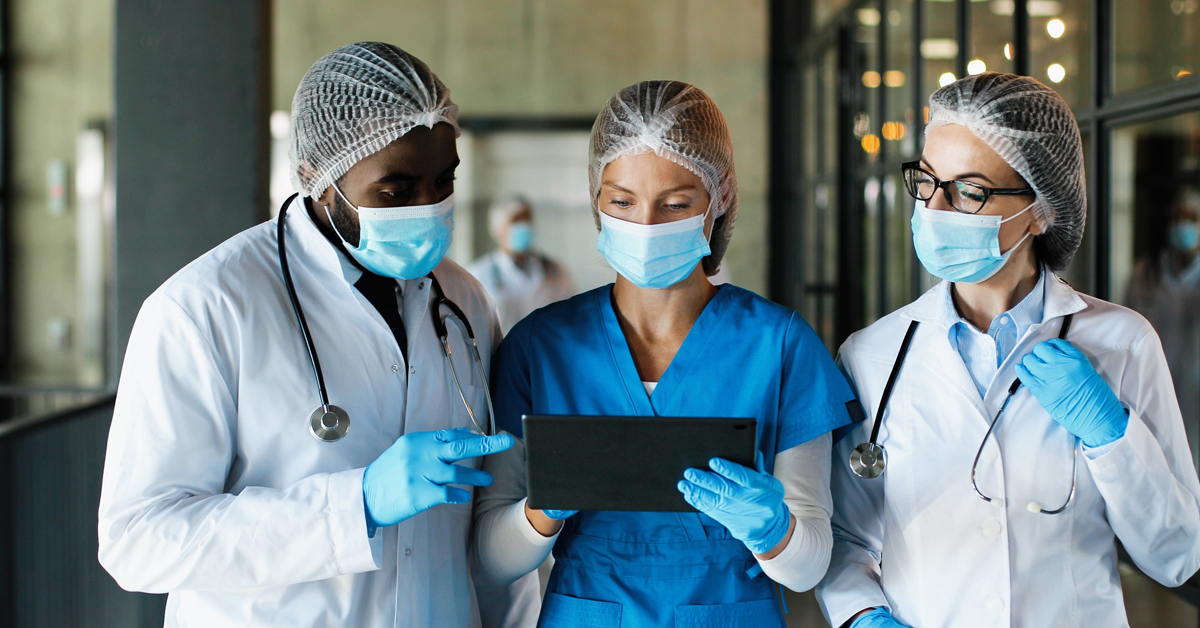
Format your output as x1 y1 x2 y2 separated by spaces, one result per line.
541 509 577 520
1014 338 1128 448
677 452 791 555
850 607 912 628
363 428 514 529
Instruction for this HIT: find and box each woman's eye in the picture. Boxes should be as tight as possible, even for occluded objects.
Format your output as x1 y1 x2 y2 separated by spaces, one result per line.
667 203 692 211
610 200 633 208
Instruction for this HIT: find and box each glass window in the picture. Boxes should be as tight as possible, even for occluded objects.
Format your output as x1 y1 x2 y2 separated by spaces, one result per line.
9 0 115 404
855 2 882 166
1110 112 1200 477
803 62 819 179
1057 132 1093 293
922 0 958 123
815 0 853 29
864 177 882 322
884 0 915 159
969 0 1013 77
1114 0 1200 94
884 173 914 312
1029 0 1091 109
823 48 839 175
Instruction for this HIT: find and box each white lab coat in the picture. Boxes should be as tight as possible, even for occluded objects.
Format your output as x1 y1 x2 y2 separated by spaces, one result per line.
467 250 573 333
98 196 502 627
817 274 1200 628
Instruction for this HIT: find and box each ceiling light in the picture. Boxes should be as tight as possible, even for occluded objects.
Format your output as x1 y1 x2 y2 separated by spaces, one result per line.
1047 19 1065 39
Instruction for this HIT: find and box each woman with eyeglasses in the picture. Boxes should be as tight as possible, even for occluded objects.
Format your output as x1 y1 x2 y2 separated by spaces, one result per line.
815 73 1200 628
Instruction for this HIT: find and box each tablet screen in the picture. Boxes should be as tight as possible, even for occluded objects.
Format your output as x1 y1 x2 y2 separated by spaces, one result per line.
522 415 757 512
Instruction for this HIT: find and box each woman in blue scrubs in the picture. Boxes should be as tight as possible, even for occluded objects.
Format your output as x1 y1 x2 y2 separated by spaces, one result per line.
471 81 856 628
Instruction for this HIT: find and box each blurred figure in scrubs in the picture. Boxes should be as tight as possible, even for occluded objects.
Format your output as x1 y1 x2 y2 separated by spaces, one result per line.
817 73 1200 628
471 80 857 627
469 197 573 333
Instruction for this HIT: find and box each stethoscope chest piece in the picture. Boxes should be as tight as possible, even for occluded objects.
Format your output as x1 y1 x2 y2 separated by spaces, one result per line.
309 404 350 442
850 442 887 479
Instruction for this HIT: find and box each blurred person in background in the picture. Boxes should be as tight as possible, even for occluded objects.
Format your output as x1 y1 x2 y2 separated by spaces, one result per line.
469 197 574 333
1128 184 1200 473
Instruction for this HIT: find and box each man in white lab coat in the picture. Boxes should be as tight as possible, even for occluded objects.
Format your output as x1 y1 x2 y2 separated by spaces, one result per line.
98 42 518 627
468 198 574 333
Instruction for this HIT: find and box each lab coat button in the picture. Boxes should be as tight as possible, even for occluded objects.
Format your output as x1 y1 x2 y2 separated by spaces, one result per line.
981 519 1002 538
391 364 399 373
985 595 1004 615
404 548 412 557
409 365 416 375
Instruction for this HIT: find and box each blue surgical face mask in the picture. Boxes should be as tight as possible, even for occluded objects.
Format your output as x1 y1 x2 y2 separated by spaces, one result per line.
507 222 534 253
596 210 712 289
328 184 455 280
1170 221 1199 252
911 200 1034 284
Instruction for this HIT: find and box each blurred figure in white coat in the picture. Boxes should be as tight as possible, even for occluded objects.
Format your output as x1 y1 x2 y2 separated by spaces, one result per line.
469 198 573 332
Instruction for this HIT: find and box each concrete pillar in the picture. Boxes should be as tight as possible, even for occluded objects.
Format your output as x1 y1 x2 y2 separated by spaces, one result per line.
114 0 271 367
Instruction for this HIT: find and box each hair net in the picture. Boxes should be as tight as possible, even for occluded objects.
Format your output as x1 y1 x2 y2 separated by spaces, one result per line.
488 196 532 237
589 80 738 276
927 72 1085 271
290 42 460 198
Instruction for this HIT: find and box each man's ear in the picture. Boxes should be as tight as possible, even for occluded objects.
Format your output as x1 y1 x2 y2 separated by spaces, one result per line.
314 185 336 212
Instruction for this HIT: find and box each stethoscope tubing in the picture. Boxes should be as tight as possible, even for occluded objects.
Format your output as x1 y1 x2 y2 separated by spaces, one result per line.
854 310 1079 515
276 194 495 441
278 195 331 409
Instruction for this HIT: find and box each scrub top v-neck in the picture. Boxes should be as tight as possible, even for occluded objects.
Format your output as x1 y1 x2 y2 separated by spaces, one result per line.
492 284 854 628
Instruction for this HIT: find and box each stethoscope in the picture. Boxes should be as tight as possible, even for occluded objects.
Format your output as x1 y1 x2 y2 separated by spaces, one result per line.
276 193 496 442
850 313 1078 515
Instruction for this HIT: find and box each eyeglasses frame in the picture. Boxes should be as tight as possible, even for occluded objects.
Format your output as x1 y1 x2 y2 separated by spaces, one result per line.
901 161 1035 214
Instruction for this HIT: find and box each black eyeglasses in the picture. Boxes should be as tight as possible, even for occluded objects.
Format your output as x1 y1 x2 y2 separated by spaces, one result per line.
901 161 1034 214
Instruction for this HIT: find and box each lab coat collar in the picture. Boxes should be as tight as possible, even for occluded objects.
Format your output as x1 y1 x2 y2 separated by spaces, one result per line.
283 195 351 283
898 267 1086 329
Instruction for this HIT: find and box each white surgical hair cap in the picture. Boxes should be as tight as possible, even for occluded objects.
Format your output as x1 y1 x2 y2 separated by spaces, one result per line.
290 42 460 198
589 80 738 276
927 72 1085 271
489 197 532 238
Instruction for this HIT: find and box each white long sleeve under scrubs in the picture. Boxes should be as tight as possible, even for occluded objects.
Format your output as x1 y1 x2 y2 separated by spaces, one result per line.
472 433 836 596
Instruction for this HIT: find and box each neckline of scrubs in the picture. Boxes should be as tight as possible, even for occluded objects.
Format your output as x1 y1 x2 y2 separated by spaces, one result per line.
598 283 732 417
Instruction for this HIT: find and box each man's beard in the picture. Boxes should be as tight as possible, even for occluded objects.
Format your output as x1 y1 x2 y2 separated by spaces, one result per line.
329 191 361 247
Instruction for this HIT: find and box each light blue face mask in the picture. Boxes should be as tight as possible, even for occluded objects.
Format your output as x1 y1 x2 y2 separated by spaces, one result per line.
911 200 1034 284
596 210 711 289
329 185 455 280
1170 221 1199 252
508 222 534 253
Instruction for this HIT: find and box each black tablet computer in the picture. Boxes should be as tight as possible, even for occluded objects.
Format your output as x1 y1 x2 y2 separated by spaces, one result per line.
521 415 758 512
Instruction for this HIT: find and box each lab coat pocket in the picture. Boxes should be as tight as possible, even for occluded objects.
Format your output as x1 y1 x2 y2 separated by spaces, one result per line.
674 598 782 628
536 592 622 628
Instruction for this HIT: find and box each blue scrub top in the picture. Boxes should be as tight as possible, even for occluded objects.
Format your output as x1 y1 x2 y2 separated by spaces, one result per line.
493 284 855 628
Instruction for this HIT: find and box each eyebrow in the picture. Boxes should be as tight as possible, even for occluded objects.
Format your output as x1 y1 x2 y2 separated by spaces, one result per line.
373 158 461 185
602 182 699 195
918 158 997 185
